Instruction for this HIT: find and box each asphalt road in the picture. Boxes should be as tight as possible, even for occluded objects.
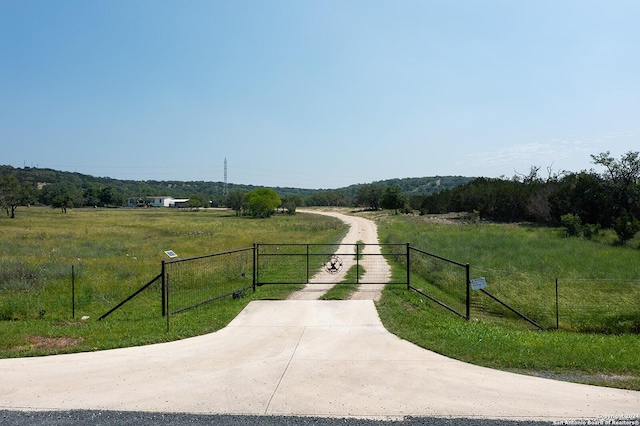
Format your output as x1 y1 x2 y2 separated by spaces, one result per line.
0 410 557 426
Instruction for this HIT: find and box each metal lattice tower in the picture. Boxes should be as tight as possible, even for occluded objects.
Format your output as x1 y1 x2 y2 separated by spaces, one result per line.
224 158 228 195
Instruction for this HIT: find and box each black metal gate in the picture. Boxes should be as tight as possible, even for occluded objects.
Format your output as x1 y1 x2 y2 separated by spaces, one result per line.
255 243 407 286
101 242 540 330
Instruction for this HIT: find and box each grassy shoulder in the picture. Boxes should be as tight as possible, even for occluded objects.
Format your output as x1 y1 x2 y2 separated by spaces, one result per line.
377 283 640 390
372 212 640 390
320 265 366 300
0 282 308 358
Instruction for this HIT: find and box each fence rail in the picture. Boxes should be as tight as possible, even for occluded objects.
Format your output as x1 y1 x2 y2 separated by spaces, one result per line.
98 273 162 321
256 243 406 286
162 247 254 316
96 242 638 335
102 243 474 323
406 245 470 319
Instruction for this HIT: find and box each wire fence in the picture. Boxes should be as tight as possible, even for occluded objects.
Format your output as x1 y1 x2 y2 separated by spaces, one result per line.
255 244 333 285
163 247 254 315
554 279 640 333
469 267 640 332
467 269 550 329
71 242 640 336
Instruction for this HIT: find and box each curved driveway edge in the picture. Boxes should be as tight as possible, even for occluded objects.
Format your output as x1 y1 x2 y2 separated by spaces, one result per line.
1 300 638 421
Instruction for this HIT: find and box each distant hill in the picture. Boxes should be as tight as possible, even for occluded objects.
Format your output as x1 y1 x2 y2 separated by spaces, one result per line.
338 176 473 197
0 165 473 206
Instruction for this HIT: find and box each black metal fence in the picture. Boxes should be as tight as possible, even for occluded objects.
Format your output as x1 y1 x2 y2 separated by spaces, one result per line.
162 247 254 315
255 243 407 286
102 242 639 335
405 245 470 319
102 243 472 321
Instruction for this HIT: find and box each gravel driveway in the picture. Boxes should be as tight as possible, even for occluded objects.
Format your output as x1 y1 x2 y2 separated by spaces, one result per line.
290 210 390 301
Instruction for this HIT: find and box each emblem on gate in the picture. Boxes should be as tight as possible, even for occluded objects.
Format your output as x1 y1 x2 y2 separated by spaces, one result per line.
324 255 343 274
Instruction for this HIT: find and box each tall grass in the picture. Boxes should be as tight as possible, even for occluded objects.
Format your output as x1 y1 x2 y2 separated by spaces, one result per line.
378 215 640 332
0 207 347 358
374 213 640 390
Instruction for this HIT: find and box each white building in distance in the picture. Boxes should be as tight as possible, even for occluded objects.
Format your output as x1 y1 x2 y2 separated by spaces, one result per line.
127 196 190 208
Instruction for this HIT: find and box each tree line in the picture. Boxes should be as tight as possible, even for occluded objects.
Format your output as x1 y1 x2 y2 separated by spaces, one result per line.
3 152 638 245
0 165 468 216
420 151 640 245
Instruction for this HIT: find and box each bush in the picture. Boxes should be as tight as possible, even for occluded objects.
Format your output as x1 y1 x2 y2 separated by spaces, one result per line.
561 213 582 237
245 188 281 218
612 210 640 245
582 223 602 240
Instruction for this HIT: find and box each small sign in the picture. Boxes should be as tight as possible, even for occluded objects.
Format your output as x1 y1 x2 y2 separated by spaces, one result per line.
471 277 487 290
164 250 178 258
324 255 343 274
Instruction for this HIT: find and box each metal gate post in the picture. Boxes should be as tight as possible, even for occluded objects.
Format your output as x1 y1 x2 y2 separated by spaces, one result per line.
556 278 560 330
406 243 411 290
166 273 170 332
161 260 166 317
71 265 75 319
253 243 257 290
465 263 470 320
356 243 360 285
306 244 310 283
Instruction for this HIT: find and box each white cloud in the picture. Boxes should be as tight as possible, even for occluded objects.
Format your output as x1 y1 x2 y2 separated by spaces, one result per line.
471 140 595 168
459 132 637 178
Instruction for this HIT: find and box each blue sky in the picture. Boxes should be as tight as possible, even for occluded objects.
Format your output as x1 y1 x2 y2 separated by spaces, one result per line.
1 1 638 189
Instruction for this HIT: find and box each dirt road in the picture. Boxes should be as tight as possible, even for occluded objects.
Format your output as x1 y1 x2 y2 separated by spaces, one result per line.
288 210 391 301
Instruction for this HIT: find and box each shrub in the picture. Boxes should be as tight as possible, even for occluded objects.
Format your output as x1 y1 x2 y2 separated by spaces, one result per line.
245 188 281 218
582 223 602 240
612 210 640 245
561 213 582 237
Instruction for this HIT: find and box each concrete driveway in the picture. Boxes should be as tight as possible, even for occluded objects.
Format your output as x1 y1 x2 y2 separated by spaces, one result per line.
1 300 638 421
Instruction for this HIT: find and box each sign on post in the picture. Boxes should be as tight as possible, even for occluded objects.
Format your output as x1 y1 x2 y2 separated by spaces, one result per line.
471 277 487 290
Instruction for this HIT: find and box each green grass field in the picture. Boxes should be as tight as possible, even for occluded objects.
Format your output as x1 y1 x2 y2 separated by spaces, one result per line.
0 207 347 356
1 207 638 390
374 213 640 390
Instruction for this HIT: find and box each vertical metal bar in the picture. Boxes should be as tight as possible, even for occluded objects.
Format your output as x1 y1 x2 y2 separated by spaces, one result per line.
71 265 75 319
406 243 410 290
465 263 470 320
556 278 560 330
356 243 360 285
306 244 310 284
166 273 170 332
161 261 166 317
253 243 257 291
